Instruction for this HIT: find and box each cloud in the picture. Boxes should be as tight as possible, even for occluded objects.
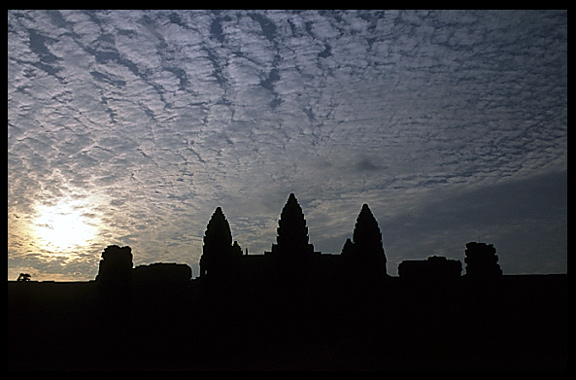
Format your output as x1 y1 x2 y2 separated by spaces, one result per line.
8 10 567 280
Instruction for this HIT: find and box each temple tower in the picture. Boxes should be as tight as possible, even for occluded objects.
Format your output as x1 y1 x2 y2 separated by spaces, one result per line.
464 242 502 279
270 193 315 257
200 207 242 278
342 204 387 277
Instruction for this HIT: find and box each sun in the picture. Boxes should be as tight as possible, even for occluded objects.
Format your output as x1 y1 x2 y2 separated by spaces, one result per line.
33 199 99 252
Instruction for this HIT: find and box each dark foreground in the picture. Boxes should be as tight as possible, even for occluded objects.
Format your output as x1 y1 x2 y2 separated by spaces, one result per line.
8 274 567 371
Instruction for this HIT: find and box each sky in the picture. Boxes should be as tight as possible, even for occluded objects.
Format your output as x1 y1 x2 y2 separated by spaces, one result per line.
8 10 567 281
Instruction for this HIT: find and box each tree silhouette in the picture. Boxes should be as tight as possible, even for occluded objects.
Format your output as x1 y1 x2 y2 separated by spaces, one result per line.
343 204 387 277
200 207 242 278
271 193 315 256
16 273 31 282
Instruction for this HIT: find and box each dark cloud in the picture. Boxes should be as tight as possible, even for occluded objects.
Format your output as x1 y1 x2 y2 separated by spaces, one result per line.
8 10 566 280
355 157 384 172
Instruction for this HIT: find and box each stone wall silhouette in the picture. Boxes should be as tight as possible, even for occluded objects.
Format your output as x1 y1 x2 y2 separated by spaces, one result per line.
398 256 462 280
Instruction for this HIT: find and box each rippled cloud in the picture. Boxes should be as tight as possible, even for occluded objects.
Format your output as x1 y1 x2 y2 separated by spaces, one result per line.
8 10 566 280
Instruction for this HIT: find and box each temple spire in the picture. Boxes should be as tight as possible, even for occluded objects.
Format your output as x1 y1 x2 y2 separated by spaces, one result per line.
271 193 315 256
342 203 387 277
199 207 241 278
353 204 386 262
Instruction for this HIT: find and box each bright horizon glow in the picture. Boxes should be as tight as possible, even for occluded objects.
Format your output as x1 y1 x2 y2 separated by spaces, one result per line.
33 199 100 255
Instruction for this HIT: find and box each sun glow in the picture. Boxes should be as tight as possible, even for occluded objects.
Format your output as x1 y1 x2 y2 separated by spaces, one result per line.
33 199 100 253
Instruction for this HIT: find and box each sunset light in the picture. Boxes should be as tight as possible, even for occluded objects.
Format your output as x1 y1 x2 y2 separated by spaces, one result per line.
7 9 567 371
8 10 566 280
33 199 99 254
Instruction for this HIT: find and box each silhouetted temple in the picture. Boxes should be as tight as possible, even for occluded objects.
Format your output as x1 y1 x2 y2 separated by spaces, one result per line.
464 241 503 279
199 206 242 278
270 193 317 256
95 245 133 284
341 203 387 278
92 194 508 287
198 193 388 285
8 193 567 370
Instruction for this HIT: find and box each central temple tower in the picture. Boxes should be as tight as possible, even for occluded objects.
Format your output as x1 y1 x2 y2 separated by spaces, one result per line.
270 193 316 257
